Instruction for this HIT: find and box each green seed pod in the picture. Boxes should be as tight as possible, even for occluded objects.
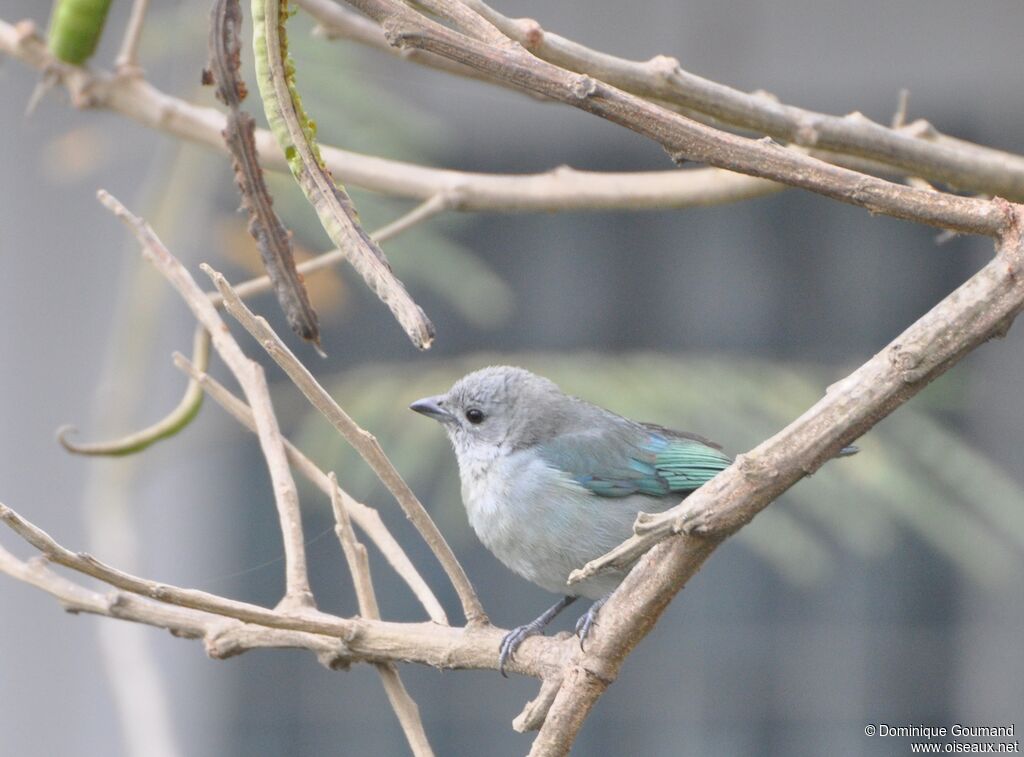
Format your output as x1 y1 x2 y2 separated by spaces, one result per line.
48 0 114 65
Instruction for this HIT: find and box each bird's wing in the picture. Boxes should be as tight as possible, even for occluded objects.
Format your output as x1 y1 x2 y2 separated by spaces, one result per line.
536 423 732 499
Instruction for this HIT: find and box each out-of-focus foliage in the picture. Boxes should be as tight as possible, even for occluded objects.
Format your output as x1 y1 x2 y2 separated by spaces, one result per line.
84 5 513 329
294 354 1024 587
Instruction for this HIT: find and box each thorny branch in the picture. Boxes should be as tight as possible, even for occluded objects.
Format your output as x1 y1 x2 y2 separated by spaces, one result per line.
204 0 321 346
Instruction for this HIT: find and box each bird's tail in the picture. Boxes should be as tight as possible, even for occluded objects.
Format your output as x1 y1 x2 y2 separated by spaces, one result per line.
838 445 859 458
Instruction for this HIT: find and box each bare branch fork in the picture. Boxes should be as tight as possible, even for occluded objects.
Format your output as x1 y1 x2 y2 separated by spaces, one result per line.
0 191 543 749
0 198 573 719
206 262 486 624
343 0 1004 237
300 0 1024 199
98 191 315 608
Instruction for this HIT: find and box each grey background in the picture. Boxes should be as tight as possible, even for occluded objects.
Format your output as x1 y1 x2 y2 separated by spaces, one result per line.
1 1 1023 755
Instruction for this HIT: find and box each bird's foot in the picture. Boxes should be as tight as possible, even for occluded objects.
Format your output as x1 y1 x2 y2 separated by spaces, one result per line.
498 595 576 677
574 595 609 650
499 621 546 678
499 625 537 677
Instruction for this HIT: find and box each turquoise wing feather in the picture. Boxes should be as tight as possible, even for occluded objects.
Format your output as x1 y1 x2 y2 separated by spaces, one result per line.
536 423 732 499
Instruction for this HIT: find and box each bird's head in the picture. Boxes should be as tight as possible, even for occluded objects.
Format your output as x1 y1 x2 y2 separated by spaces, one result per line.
410 366 568 460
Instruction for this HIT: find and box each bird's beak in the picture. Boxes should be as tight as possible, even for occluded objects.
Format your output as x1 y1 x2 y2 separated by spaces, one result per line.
409 395 453 423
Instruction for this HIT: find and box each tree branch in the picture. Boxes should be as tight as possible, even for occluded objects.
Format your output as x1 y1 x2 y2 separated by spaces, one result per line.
303 0 1024 200
114 0 151 74
206 0 322 346
344 0 1006 236
406 0 507 46
172 353 449 625
252 0 434 349
97 190 315 608
0 18 780 212
0 502 571 678
529 204 1024 755
455 0 1024 199
301 0 510 88
330 473 434 756
207 265 488 624
227 192 452 302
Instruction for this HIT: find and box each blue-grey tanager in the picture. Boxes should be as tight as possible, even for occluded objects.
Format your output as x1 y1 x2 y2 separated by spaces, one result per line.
410 365 744 675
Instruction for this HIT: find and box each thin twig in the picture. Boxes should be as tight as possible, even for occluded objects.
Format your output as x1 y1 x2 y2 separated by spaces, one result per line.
330 472 380 616
513 676 563 733
97 190 314 607
891 88 910 130
206 265 488 624
228 193 451 302
0 500 338 633
1 19 780 211
173 352 448 625
57 325 209 456
0 542 211 638
330 473 434 757
0 541 350 659
114 0 150 74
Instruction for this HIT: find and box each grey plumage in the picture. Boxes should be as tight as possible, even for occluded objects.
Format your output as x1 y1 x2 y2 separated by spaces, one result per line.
411 365 858 673
410 366 731 600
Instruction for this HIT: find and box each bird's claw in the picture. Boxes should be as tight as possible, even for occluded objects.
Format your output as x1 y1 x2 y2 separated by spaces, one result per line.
574 596 608 650
499 624 539 678
497 596 577 677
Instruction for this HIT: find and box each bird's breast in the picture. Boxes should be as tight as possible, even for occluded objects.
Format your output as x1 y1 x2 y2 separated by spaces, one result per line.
455 449 633 599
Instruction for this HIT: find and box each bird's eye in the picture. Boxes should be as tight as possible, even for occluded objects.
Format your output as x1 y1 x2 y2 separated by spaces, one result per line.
465 408 485 424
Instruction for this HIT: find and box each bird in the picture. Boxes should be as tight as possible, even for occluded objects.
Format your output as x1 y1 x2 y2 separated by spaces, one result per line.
410 366 853 675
